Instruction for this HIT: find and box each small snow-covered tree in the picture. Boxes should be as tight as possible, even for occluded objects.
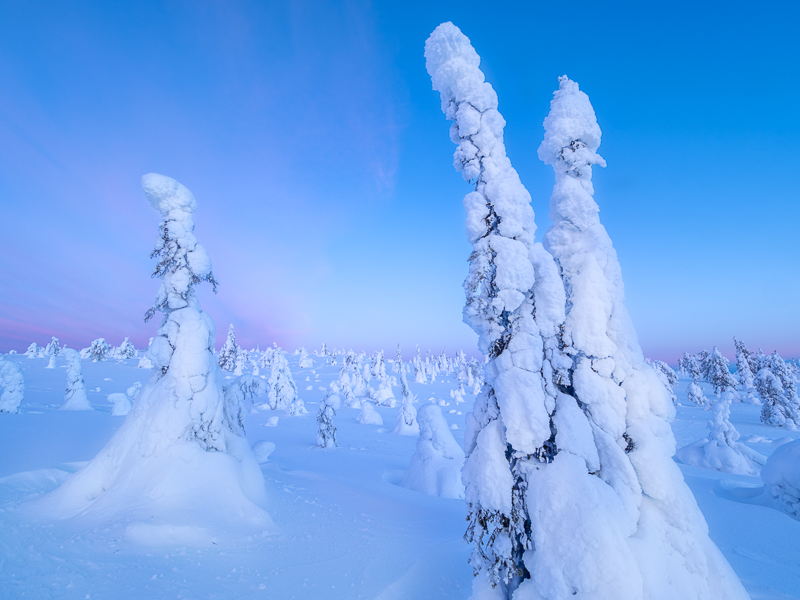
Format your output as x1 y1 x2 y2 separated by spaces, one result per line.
45 337 61 357
38 174 272 539
0 359 25 413
316 384 341 448
25 342 39 358
676 392 764 475
652 360 678 403
757 365 800 429
687 381 708 405
263 350 305 415
61 348 92 410
371 350 387 380
357 400 383 425
401 403 464 499
82 338 111 362
218 324 238 372
115 337 137 359
734 338 756 400
393 344 403 372
392 369 419 436
704 347 738 396
768 351 798 403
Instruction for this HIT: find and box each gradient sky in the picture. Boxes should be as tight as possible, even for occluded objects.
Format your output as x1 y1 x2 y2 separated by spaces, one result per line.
1 0 798 362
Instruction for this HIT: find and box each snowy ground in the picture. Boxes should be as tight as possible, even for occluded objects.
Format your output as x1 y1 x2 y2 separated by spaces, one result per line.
1 353 798 599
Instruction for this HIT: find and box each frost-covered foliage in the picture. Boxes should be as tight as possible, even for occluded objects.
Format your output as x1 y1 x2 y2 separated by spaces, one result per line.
37 174 272 541
25 342 39 357
372 380 396 407
427 24 748 598
61 348 91 411
316 384 341 448
679 352 703 381
676 392 764 475
218 325 238 372
114 337 137 359
0 359 24 413
82 338 111 362
401 403 464 499
687 381 708 405
357 401 382 425
760 439 800 520
392 369 419 436
703 347 738 396
652 360 678 403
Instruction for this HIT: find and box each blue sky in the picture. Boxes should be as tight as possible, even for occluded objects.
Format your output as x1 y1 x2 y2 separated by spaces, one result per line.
1 0 798 362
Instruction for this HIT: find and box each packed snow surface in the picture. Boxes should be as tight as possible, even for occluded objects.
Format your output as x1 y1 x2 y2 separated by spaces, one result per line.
0 356 798 598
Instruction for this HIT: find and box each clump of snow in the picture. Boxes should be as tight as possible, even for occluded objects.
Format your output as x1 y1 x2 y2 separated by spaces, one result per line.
357 401 383 426
761 439 800 520
251 440 276 463
61 349 92 411
266 416 280 427
401 403 464 499
34 173 273 544
107 393 131 416
676 392 765 475
0 359 25 413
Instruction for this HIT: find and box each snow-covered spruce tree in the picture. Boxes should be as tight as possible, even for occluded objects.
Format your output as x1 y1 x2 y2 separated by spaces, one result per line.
392 368 419 436
25 342 39 357
768 351 798 403
537 74 748 599
263 350 305 415
316 384 341 448
218 324 238 372
39 174 272 539
734 338 756 400
393 344 403 372
298 347 313 369
83 338 111 362
45 337 61 357
0 359 25 413
115 337 137 359
652 360 678 404
61 348 92 410
676 391 764 475
757 363 800 429
704 347 738 396
687 381 709 405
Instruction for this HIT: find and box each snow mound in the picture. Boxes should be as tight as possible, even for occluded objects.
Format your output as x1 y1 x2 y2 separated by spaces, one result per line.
761 438 800 520
401 404 464 499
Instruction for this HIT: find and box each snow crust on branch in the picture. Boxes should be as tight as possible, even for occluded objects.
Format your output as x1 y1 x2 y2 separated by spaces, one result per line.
35 174 272 545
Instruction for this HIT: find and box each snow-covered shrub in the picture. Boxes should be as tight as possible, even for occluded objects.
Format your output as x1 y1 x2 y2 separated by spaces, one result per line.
82 338 111 362
217 324 238 372
426 23 748 599
372 380 396 407
760 438 800 520
0 359 24 413
357 401 382 425
676 392 765 475
686 381 708 405
25 342 39 358
37 174 273 541
316 385 341 448
61 348 91 410
298 347 313 369
401 403 464 499
108 393 131 416
260 351 305 415
137 354 153 369
115 337 137 359
392 369 419 436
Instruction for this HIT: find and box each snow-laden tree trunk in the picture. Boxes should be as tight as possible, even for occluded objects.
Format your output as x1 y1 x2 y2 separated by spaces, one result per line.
537 75 749 600
37 174 273 543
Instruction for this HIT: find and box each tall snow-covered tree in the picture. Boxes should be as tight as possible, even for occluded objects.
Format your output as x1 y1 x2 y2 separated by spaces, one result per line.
61 348 92 410
734 338 756 398
38 174 272 539
0 359 24 413
757 357 800 429
427 24 748 598
393 344 403 373
392 369 419 436
218 324 238 372
316 384 341 448
537 74 748 600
